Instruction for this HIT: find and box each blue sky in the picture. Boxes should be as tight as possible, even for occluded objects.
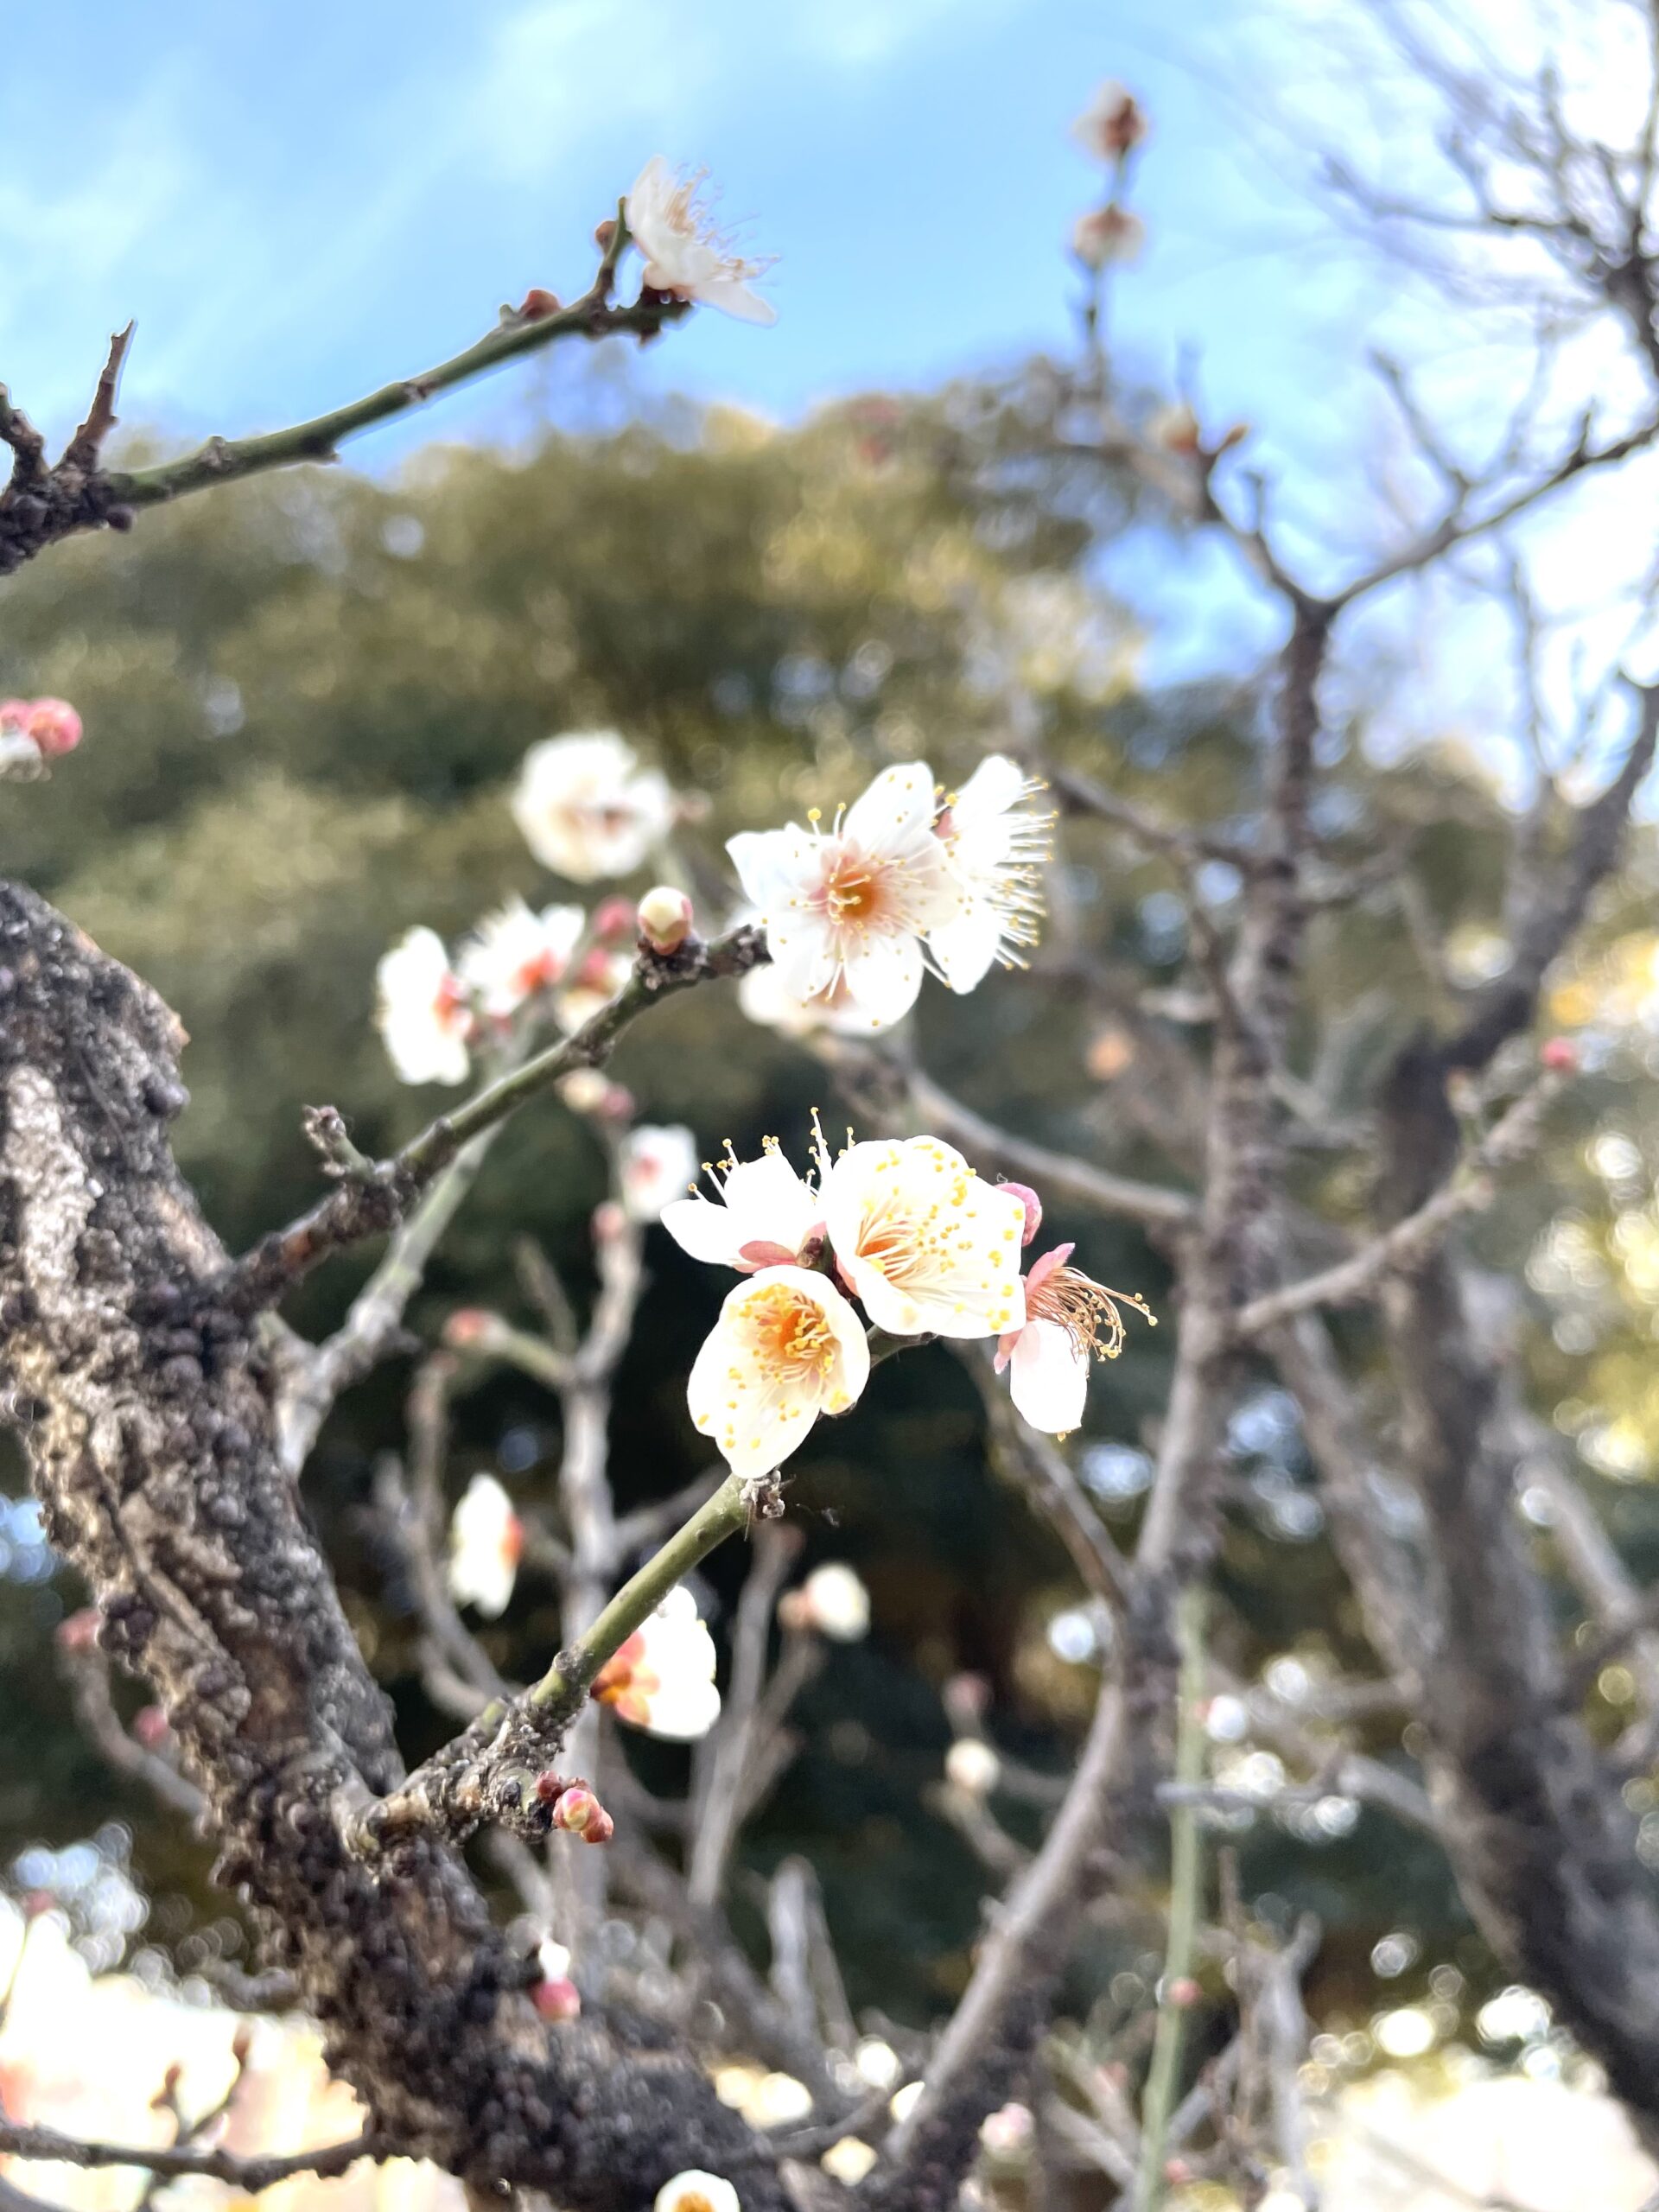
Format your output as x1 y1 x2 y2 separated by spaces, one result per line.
0 2 1346 459
4 1 1658 746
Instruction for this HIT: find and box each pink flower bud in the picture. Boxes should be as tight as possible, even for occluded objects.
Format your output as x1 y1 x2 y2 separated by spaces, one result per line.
532 1974 582 2022
637 885 694 953
518 288 562 320
599 1083 635 1122
1163 2158 1195 2187
133 1705 171 1751
593 896 639 944
592 1198 627 1244
25 699 82 756
442 1307 499 1349
1166 1975 1202 2008
1541 1036 1579 1072
999 1181 1042 1246
55 1607 99 1654
550 1783 614 1844
577 946 620 990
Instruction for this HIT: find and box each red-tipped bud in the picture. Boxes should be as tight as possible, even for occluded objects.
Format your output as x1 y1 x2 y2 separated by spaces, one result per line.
1163 2158 1195 2187
56 1607 99 1654
442 1307 499 1349
26 699 83 756
1166 1975 1202 2009
1541 1036 1579 1072
518 288 562 320
532 1974 582 2021
593 217 619 251
999 1181 1042 1246
533 1769 575 1803
133 1705 171 1751
593 896 639 944
598 1083 635 1123
592 1198 627 1245
637 885 694 953
550 1783 614 1844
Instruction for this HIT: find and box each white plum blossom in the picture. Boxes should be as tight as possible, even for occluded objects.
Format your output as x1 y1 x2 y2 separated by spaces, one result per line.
931 755 1054 992
593 1585 721 1739
687 1266 871 1480
821 1135 1027 1340
654 2172 741 2212
820 2139 876 2185
1072 81 1149 162
376 925 472 1086
458 897 585 1019
728 764 963 1028
512 730 675 882
627 156 777 327
781 1562 870 1642
995 1241 1154 1434
557 945 634 1032
447 1473 523 1618
1072 204 1146 270
662 1138 824 1271
620 1124 701 1224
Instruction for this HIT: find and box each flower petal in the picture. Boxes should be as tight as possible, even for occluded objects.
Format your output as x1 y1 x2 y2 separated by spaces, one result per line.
1008 1319 1089 1433
843 762 937 855
926 903 1006 994
840 931 925 1027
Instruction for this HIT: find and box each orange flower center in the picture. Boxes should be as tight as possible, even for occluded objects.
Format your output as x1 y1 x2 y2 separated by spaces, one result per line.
735 1282 836 1382
821 851 884 925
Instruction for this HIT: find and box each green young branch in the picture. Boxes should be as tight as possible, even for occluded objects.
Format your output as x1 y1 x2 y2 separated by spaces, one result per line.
1134 1585 1209 2212
105 202 681 515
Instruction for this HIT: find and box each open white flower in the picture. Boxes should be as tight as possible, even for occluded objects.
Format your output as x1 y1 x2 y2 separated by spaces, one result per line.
620 1124 701 1223
447 1473 523 1618
593 1585 721 1739
376 925 472 1086
662 1138 824 1271
687 1266 871 1480
821 1135 1026 1339
458 897 585 1019
995 1241 1154 1433
512 730 675 881
654 2171 741 2212
931 755 1054 992
782 1562 870 1642
728 764 963 1028
627 156 777 327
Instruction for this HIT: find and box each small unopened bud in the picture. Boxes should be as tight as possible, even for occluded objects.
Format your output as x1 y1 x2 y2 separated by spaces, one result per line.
592 1198 627 1245
593 895 639 944
1149 400 1202 457
576 945 619 991
945 1738 1001 1796
55 1607 99 1654
1165 1974 1202 2009
599 1082 635 1122
638 885 694 953
1541 1036 1579 1072
943 1671 992 1726
593 217 619 251
1163 2157 1195 2187
550 1783 614 1844
532 1973 582 2022
133 1705 171 1751
442 1307 499 1349
999 1181 1042 1246
518 287 562 320
22 699 81 756
560 1069 610 1114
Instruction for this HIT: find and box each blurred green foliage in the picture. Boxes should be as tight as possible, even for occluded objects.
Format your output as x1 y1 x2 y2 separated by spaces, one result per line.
6 363 1659 2036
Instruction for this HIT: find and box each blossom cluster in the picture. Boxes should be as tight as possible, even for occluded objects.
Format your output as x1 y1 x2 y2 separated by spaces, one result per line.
1069 79 1148 272
374 730 679 1085
0 696 81 780
665 1125 1152 1473
731 753 1053 1034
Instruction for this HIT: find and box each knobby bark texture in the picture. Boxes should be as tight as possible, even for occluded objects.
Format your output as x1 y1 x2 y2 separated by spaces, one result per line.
0 884 791 2212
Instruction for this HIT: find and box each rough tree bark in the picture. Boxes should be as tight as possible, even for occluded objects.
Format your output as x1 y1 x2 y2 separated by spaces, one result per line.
0 883 793 2212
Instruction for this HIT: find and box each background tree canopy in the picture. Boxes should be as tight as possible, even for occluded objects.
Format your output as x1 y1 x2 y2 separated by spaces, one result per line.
5 350 1659 2060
